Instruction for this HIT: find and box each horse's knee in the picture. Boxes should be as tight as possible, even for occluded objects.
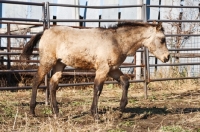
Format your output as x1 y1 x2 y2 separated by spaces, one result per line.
119 75 130 89
50 72 62 87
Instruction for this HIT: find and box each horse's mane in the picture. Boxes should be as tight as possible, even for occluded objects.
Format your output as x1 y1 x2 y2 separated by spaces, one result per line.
109 22 151 28
101 22 164 32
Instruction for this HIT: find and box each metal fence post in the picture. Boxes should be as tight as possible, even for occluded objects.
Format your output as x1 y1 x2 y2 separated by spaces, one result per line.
142 3 150 99
6 23 11 87
43 2 51 106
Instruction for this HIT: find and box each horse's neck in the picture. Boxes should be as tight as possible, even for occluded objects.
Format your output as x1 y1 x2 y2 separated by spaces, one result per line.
116 27 152 55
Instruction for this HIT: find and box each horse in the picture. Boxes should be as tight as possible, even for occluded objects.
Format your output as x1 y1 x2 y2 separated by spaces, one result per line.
21 22 170 119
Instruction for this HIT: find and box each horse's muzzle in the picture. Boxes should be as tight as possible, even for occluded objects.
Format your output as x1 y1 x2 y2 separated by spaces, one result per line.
164 54 170 63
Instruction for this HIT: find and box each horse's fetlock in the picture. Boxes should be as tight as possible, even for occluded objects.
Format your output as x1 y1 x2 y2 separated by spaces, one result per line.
52 106 59 115
29 108 36 116
120 99 128 112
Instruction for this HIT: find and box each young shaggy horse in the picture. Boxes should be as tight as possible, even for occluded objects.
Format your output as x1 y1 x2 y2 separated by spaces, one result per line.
22 22 170 119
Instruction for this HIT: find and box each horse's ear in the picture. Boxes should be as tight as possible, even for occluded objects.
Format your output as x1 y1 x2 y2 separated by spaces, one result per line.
156 22 162 30
152 20 156 24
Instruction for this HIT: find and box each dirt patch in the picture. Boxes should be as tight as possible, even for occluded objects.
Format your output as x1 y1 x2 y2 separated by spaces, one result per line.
0 84 200 131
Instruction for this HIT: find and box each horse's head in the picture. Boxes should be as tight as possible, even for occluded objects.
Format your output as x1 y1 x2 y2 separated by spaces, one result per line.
145 22 170 63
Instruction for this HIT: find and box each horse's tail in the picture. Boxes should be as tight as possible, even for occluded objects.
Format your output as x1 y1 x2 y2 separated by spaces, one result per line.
21 31 44 60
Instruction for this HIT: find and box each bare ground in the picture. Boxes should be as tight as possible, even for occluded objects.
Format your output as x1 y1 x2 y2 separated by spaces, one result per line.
0 81 200 132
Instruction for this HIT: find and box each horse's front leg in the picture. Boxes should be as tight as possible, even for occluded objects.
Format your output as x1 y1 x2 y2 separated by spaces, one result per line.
49 62 65 117
108 69 130 112
90 79 104 119
91 68 108 119
119 75 130 111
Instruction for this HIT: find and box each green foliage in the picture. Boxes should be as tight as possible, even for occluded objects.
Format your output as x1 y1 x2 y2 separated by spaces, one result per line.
0 100 16 118
119 121 135 127
2 106 15 117
42 106 52 115
179 66 188 77
71 101 85 106
160 125 190 132
129 98 136 104
149 94 157 101
108 129 127 132
107 84 114 89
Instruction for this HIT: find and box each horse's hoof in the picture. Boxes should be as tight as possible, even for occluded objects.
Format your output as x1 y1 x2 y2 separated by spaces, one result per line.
29 112 36 117
119 106 126 112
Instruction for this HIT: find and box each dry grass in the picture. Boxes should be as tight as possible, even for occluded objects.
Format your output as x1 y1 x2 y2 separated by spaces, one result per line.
0 79 200 132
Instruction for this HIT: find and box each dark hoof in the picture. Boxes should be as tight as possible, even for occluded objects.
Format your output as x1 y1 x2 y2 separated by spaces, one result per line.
120 103 127 112
29 111 36 117
119 106 126 112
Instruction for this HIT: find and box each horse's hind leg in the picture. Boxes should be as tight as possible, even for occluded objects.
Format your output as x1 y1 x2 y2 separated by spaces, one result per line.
49 61 65 117
30 64 53 116
108 69 130 112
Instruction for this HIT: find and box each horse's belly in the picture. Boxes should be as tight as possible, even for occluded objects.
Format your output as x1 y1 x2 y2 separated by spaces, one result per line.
60 55 95 70
71 59 95 69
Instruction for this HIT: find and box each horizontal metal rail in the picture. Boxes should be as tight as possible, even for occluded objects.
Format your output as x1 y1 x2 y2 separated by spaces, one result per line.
58 80 145 87
0 53 38 55
0 48 199 55
0 64 143 73
166 34 200 37
0 21 43 26
2 62 199 72
1 76 200 90
0 47 199 51
0 70 37 73
147 5 200 8
3 60 40 63
148 20 200 22
0 86 46 90
150 62 200 67
169 48 200 51
0 0 44 6
0 18 143 23
0 18 43 22
0 35 33 38
150 77 200 82
49 3 143 8
50 19 143 22
0 47 39 51
1 34 200 38
0 79 145 90
2 76 200 91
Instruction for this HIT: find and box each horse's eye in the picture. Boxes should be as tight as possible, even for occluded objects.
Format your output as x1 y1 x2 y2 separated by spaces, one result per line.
161 38 166 44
